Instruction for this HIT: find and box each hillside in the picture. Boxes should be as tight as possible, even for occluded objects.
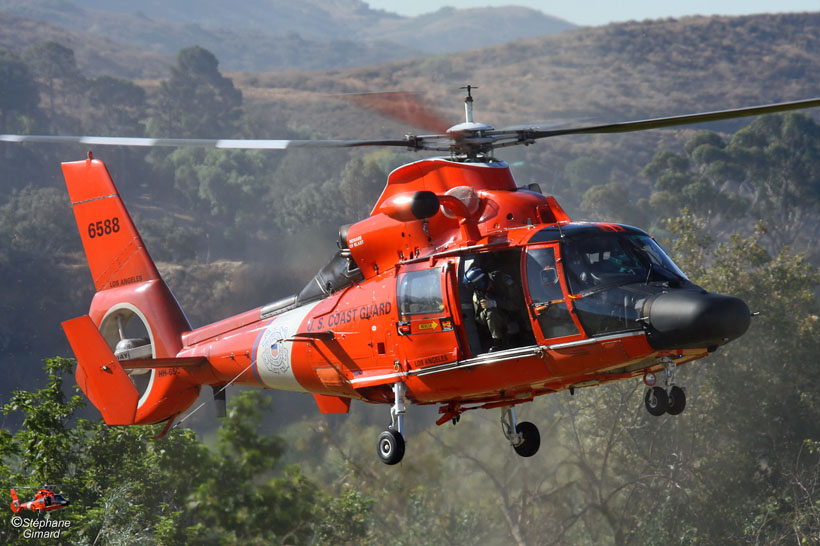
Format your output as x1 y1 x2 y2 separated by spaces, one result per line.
356 5 574 54
230 11 820 182
0 12 170 78
240 12 819 126
0 8 415 76
53 0 401 38
0 0 576 72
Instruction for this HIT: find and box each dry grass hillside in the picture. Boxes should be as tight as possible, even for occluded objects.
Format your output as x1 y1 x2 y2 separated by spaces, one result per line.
233 13 819 140
0 12 170 78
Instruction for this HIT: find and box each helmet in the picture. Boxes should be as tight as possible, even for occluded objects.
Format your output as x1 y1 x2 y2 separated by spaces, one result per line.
465 267 489 291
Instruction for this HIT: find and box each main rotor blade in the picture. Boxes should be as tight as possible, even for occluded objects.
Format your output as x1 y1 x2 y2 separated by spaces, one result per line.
0 134 415 150
526 97 820 139
340 91 452 133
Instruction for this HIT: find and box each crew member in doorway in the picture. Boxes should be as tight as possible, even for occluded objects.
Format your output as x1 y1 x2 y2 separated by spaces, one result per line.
465 266 518 351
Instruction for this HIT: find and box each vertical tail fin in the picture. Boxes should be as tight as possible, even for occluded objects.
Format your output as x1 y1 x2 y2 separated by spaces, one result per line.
62 157 159 291
10 489 20 513
61 157 200 425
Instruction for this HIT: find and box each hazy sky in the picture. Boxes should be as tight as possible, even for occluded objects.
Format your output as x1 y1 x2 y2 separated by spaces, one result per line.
366 1 819 26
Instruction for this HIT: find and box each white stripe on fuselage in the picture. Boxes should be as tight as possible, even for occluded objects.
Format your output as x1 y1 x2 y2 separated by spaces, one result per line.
254 302 319 392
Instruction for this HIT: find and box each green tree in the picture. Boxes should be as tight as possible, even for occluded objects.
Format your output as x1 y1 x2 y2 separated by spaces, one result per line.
86 75 146 136
339 151 406 219
580 181 647 225
268 147 350 237
564 157 612 195
654 213 820 543
136 214 205 263
728 113 820 250
642 144 747 226
272 149 409 238
157 147 277 257
0 49 40 133
23 41 83 119
0 186 77 256
642 114 820 254
0 360 353 545
148 46 242 138
191 392 321 544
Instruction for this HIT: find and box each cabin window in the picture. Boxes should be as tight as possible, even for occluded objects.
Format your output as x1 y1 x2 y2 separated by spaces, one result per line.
398 269 444 316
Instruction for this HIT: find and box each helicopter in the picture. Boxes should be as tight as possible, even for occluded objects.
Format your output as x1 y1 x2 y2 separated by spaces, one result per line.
3 88 819 465
9 486 70 513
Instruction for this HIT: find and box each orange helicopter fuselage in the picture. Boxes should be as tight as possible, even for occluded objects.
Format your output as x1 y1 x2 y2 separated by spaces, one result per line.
62 156 738 428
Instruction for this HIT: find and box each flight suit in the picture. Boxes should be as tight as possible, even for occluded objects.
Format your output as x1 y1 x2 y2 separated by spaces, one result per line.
472 271 519 349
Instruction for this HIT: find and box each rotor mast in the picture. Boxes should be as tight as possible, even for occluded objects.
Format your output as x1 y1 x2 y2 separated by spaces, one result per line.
461 85 477 124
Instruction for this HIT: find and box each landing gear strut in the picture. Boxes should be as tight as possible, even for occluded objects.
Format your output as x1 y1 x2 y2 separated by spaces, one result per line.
501 406 540 457
643 358 687 416
377 382 407 465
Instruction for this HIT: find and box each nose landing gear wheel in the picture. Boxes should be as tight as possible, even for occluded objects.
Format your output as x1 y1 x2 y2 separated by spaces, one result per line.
377 428 405 465
644 386 668 416
666 385 686 415
513 421 540 457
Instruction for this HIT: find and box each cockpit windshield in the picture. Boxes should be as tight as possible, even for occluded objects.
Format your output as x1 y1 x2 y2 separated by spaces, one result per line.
544 231 692 337
563 233 687 295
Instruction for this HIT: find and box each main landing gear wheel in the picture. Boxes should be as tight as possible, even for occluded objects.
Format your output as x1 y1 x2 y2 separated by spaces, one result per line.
377 428 405 465
513 421 540 458
377 381 407 465
643 359 687 417
644 386 668 416
501 406 541 458
666 385 686 415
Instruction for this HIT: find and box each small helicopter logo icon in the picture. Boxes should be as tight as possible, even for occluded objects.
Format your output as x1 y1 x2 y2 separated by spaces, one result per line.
9 487 70 514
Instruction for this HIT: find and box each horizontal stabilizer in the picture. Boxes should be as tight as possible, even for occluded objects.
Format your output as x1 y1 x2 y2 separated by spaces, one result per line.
62 315 139 425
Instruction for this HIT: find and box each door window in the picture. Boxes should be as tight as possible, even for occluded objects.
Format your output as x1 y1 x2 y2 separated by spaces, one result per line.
525 247 579 340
